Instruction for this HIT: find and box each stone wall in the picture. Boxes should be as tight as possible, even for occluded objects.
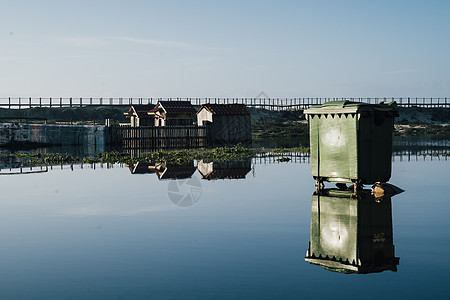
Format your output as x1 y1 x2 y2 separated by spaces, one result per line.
0 123 108 147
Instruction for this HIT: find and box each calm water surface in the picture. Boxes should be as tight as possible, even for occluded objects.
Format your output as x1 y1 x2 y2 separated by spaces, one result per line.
0 155 449 299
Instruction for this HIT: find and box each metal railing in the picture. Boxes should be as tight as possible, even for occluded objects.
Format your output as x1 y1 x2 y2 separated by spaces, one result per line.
0 97 449 110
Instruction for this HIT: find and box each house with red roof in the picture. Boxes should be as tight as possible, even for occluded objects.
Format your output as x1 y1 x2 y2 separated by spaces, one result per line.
148 101 196 126
123 105 155 127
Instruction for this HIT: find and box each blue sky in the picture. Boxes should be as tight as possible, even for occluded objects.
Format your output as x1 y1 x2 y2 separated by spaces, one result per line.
1 0 449 98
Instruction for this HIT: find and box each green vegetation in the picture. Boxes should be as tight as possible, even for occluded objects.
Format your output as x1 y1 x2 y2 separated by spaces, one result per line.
252 120 309 140
394 124 450 136
252 119 449 141
1 145 310 166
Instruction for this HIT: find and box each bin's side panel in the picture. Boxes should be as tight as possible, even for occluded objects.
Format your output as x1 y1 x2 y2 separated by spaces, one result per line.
358 111 394 183
358 196 397 272
316 113 358 182
370 112 394 183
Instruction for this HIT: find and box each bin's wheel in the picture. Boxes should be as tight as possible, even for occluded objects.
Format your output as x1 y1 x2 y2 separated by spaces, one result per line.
315 179 324 191
353 182 362 195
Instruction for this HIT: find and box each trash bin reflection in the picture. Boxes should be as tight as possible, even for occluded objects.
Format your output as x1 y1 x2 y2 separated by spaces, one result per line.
305 189 400 274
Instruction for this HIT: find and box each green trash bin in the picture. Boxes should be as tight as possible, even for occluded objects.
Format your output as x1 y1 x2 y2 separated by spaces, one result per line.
304 101 398 186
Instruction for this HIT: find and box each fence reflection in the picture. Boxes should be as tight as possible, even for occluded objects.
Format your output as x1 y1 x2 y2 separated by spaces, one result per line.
0 148 448 176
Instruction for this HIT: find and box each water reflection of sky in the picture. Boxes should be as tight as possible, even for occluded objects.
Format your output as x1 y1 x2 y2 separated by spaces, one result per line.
0 159 449 299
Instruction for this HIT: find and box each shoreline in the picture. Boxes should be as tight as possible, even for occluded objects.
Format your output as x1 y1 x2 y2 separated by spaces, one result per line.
0 107 448 150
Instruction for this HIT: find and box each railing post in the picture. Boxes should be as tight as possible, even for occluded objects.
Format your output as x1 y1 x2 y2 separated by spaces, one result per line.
19 97 21 109
29 97 32 108
8 97 10 109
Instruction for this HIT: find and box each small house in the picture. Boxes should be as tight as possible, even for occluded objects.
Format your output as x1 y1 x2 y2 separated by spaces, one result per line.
197 104 251 144
148 101 196 126
124 105 155 127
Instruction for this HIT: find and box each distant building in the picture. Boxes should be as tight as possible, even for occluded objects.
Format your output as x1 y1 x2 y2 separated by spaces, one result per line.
197 104 251 144
124 105 155 127
148 101 196 126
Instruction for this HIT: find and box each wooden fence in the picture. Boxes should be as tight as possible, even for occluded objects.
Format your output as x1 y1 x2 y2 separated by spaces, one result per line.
1 97 449 110
109 125 208 149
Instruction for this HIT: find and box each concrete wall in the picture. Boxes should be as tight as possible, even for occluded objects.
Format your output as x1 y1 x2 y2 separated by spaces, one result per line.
0 123 108 147
197 109 251 144
206 115 252 144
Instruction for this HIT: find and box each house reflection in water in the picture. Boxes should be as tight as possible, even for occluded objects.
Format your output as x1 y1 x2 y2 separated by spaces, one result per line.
127 161 196 179
305 189 400 274
197 159 252 180
127 161 155 174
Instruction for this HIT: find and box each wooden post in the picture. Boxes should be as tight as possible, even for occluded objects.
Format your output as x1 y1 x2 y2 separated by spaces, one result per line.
70 97 72 107
19 97 21 109
8 97 11 109
29 97 32 108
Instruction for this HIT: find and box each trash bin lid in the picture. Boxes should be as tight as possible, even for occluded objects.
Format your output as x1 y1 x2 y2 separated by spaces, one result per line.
304 100 398 115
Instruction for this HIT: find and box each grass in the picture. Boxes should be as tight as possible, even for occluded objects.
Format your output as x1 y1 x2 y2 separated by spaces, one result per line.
1 145 310 166
252 120 309 140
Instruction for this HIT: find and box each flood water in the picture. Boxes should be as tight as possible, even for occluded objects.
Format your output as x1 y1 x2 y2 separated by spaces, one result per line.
0 147 449 299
